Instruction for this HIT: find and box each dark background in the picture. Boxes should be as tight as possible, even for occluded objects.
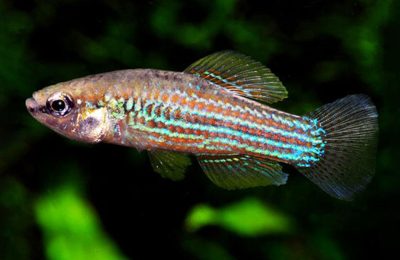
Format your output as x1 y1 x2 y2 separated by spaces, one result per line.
0 0 399 259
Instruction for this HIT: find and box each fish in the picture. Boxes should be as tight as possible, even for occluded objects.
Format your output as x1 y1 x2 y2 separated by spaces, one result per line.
26 51 378 200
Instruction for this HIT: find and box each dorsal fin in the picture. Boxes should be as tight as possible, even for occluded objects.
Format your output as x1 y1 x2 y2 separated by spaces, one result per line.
184 51 288 104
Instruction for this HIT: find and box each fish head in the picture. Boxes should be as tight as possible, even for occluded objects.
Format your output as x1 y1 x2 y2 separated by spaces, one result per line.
26 81 111 143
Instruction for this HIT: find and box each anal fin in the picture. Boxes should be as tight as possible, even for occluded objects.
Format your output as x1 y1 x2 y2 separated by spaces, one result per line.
148 150 191 181
197 154 288 190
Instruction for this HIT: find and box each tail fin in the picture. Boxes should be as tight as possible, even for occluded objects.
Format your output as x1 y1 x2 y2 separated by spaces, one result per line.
297 95 378 200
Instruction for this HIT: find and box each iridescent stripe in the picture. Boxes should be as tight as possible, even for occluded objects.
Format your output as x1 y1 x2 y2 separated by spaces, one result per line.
114 85 324 164
127 101 320 162
178 88 310 131
171 89 317 144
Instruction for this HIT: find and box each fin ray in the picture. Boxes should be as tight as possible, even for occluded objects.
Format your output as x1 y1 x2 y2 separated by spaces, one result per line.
185 51 288 103
197 154 288 189
297 95 378 200
148 150 191 181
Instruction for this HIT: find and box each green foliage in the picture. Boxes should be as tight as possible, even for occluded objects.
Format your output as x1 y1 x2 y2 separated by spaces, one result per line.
150 0 276 57
0 178 31 260
311 232 345 260
317 0 393 87
0 2 32 95
186 198 292 236
78 21 139 65
265 232 345 260
0 0 398 259
182 237 234 260
35 185 126 260
151 0 236 49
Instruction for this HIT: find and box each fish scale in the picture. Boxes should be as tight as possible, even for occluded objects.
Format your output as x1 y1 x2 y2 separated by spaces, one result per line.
26 51 378 200
102 74 323 165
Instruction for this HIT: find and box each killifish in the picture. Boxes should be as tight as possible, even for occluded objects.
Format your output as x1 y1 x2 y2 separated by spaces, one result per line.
26 51 378 200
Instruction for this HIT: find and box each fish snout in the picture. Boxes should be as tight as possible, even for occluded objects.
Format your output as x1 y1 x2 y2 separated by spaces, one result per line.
25 98 39 113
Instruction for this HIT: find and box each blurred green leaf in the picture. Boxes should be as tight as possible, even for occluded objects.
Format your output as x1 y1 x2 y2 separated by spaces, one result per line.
35 185 126 260
0 0 397 259
186 197 293 236
311 232 345 260
319 0 393 87
150 0 237 49
183 237 234 260
0 2 33 95
0 178 32 260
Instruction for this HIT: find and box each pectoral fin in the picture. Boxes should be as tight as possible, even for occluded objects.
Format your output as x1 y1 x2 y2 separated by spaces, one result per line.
197 154 288 189
148 150 191 181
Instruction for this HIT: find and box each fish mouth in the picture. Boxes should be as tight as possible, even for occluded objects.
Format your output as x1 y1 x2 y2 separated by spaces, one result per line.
25 97 40 114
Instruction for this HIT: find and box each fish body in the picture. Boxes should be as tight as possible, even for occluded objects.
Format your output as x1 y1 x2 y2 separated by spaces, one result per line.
26 51 378 200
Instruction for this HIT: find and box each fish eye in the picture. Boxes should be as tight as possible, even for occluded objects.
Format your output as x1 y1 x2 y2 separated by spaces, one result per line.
46 92 74 117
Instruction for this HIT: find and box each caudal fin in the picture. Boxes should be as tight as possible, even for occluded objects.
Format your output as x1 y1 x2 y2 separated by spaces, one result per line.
297 95 378 200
